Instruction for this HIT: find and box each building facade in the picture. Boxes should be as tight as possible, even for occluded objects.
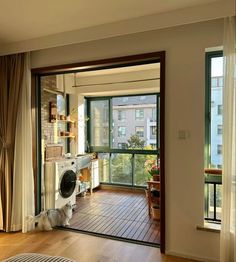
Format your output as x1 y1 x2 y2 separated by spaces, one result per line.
112 95 157 149
211 76 223 168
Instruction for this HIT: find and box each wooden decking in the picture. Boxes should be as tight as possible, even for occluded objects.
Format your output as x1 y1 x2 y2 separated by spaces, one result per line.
69 189 160 245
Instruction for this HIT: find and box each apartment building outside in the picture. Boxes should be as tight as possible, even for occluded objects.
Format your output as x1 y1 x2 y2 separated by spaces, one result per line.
112 95 158 149
211 76 223 168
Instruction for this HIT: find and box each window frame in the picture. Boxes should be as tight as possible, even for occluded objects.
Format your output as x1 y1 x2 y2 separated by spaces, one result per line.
118 126 126 137
135 108 144 120
205 50 223 168
217 124 222 135
32 51 166 253
151 126 157 136
86 97 110 149
118 110 126 121
217 105 223 115
86 93 160 154
205 51 223 223
217 144 222 155
135 126 144 137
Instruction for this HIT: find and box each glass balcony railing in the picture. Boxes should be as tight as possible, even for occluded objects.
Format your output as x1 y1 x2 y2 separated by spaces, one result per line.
97 152 158 187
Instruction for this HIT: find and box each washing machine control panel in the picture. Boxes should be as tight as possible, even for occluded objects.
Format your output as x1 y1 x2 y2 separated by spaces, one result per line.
57 159 76 173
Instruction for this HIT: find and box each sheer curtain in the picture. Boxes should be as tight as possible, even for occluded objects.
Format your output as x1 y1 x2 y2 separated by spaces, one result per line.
220 16 236 262
11 53 35 232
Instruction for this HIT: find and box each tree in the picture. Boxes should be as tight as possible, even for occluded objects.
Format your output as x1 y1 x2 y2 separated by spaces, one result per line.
126 134 145 149
111 154 132 184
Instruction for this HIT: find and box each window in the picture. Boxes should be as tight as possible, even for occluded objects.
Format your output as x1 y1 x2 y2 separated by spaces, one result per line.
218 77 223 87
135 126 144 137
211 77 223 87
89 94 159 150
217 125 222 135
87 93 160 187
89 100 109 147
150 143 156 149
135 109 144 120
206 52 223 167
118 127 126 137
217 144 222 155
211 78 217 87
118 143 127 149
118 110 125 121
218 105 223 115
205 51 223 223
151 126 157 136
112 95 158 149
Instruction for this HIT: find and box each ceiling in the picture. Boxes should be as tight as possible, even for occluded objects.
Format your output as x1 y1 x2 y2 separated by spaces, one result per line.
63 62 160 96
75 62 160 77
0 0 227 43
0 0 234 55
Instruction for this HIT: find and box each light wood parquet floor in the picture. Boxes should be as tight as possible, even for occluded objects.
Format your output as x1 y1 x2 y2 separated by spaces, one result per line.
0 230 198 262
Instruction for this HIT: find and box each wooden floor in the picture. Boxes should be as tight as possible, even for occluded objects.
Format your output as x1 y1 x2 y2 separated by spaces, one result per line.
69 189 160 245
0 230 198 262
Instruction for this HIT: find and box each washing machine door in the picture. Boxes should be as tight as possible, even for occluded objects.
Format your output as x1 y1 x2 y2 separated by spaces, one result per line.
59 170 77 198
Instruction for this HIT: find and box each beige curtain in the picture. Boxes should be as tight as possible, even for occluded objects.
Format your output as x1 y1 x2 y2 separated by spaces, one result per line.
11 53 35 232
0 53 25 232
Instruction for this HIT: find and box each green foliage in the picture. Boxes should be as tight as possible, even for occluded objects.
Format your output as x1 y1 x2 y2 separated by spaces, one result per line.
111 154 132 184
126 134 145 149
134 155 151 186
98 135 158 186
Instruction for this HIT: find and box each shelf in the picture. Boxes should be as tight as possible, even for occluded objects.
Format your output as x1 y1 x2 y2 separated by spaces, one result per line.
59 135 76 138
57 119 75 124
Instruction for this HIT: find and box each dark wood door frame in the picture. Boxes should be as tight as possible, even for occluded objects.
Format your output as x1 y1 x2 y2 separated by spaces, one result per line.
31 51 166 253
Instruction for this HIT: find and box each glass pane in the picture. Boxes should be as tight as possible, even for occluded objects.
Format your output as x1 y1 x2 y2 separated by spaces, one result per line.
90 100 109 147
205 183 222 220
98 153 110 183
111 153 132 184
112 95 157 150
210 57 223 168
134 154 157 186
135 126 144 137
205 183 214 220
216 184 222 220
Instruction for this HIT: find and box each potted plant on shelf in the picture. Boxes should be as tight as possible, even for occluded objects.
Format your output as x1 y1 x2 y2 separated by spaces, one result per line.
144 159 160 181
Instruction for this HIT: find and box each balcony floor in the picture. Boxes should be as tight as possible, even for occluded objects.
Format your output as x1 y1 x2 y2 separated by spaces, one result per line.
68 189 160 245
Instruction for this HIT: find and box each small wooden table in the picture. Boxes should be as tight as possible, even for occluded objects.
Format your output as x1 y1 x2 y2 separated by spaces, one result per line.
147 181 160 216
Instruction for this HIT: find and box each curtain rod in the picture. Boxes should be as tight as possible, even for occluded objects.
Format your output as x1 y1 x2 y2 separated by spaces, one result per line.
72 77 160 88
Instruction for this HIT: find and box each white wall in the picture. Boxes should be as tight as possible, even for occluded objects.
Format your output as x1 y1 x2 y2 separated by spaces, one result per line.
31 19 223 261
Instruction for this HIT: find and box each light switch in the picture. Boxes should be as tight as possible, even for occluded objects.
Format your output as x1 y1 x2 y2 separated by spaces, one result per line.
178 130 188 139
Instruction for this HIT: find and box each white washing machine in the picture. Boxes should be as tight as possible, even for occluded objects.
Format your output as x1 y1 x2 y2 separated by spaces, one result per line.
44 159 77 209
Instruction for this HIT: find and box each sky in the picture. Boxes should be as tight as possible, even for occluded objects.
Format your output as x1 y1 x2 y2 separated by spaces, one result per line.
211 57 223 77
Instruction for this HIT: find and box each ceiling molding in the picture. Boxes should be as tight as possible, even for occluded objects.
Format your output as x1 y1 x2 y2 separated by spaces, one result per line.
0 0 234 56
